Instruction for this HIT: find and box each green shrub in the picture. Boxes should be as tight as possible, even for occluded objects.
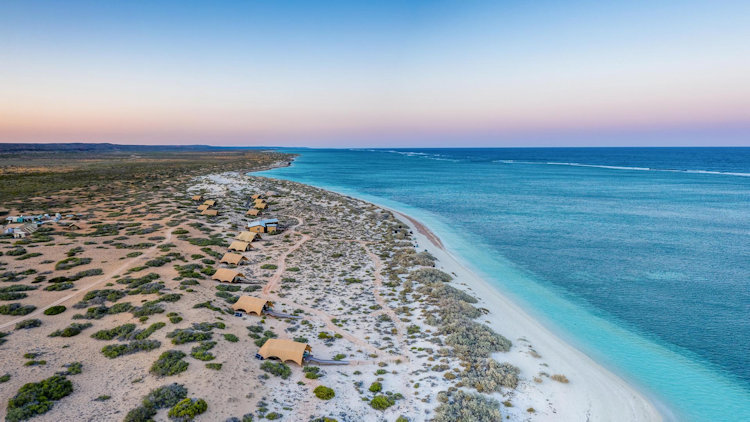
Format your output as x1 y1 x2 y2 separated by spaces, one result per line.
223 333 239 342
101 340 161 358
260 264 277 270
442 320 511 359
92 323 137 340
57 362 83 376
44 282 74 291
313 386 335 400
260 361 291 379
15 319 42 330
168 398 207 421
5 375 73 422
167 329 212 345
143 383 188 409
0 373 10 383
0 285 37 301
150 350 189 376
368 382 382 393
124 404 156 422
55 257 92 270
190 341 216 361
6 247 27 256
205 363 222 370
49 323 92 337
409 268 452 283
43 305 66 315
461 359 520 392
0 303 36 316
370 395 395 411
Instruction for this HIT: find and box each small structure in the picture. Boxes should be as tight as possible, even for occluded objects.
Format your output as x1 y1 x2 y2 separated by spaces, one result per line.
197 204 210 211
203 199 216 207
212 268 244 283
251 194 263 200
257 339 311 366
236 231 260 242
3 223 24 235
201 209 219 216
228 241 251 252
220 252 248 266
247 219 279 234
63 223 80 231
191 194 204 201
246 209 260 217
254 202 267 210
232 296 272 316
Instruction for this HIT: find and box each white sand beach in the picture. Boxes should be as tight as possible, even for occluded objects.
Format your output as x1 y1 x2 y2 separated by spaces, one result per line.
392 209 663 421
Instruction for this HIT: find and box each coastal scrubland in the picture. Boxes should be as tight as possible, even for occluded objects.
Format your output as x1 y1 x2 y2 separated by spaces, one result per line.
0 149 532 421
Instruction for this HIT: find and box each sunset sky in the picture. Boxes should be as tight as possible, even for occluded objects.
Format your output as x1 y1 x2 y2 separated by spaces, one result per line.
1 0 749 147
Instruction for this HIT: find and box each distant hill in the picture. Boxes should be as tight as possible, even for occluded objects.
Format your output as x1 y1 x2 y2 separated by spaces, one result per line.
0 143 275 153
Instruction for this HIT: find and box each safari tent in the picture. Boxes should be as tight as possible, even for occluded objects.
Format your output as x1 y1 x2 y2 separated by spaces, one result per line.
232 296 272 316
247 219 279 234
212 268 244 283
203 199 216 207
201 209 218 216
254 202 267 210
236 231 260 242
197 204 210 211
220 252 248 265
228 241 251 251
257 339 311 366
251 194 263 200
191 195 203 201
246 209 260 216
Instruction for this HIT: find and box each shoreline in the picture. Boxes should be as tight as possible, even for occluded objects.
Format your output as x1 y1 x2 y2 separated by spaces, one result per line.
253 167 664 421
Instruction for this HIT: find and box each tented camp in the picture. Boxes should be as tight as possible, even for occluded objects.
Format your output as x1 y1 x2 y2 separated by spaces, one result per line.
246 209 260 216
248 219 279 234
191 195 203 201
228 241 251 251
254 202 267 210
201 209 219 216
197 204 210 211
212 268 244 283
236 231 260 242
257 339 311 366
232 296 272 316
220 252 248 266
203 199 216 207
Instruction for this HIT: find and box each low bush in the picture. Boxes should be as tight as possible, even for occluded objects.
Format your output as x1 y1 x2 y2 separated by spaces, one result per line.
370 395 395 411
15 319 42 330
0 285 37 301
101 340 161 358
6 375 73 422
0 303 36 316
223 333 239 342
369 382 382 393
49 323 93 337
205 363 222 370
55 257 92 271
43 305 66 315
314 386 335 400
190 341 216 361
167 329 212 345
433 390 502 422
461 359 520 392
409 268 452 284
442 320 511 359
143 383 188 409
260 361 291 379
150 350 189 376
92 323 137 340
168 398 207 421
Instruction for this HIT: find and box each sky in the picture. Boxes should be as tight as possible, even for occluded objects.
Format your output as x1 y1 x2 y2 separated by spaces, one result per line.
1 0 749 147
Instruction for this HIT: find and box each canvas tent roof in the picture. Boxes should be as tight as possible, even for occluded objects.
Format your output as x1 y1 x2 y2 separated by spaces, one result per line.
197 204 210 211
258 339 311 366
232 296 272 316
254 203 267 209
246 209 260 216
220 252 248 265
228 240 251 251
203 199 216 206
201 209 218 216
192 195 203 201
236 231 260 242
212 268 244 283
251 194 262 200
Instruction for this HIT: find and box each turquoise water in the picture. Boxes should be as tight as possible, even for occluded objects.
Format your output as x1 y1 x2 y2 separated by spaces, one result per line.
255 147 750 421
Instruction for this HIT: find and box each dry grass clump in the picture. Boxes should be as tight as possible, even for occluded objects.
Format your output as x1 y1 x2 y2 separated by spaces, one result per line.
442 319 511 358
461 359 520 391
551 374 569 383
408 268 452 283
433 389 502 422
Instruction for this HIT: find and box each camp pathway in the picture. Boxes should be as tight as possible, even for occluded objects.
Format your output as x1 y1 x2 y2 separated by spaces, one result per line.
261 216 309 296
0 225 174 330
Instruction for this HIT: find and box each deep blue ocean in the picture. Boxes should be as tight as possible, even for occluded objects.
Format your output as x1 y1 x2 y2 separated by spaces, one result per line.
255 147 750 421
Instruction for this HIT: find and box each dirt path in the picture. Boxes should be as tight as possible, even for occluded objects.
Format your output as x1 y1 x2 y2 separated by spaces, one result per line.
261 216 309 295
0 227 173 330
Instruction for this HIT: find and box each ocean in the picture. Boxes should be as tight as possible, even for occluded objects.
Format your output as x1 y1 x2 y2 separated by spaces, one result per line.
255 147 750 421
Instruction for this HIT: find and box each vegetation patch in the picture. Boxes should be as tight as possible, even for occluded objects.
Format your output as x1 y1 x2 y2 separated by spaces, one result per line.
260 361 291 379
433 390 502 422
6 375 73 422
150 350 189 376
55 257 92 271
43 305 66 315
168 398 208 421
49 322 93 337
15 319 42 330
0 303 36 316
313 386 335 400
